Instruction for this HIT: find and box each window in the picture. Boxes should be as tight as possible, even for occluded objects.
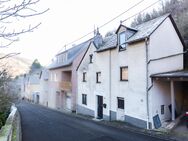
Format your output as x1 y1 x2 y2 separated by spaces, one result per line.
82 94 87 105
120 67 128 81
161 105 165 115
83 72 86 82
96 72 101 83
54 73 57 81
89 54 93 63
117 97 124 109
119 31 126 49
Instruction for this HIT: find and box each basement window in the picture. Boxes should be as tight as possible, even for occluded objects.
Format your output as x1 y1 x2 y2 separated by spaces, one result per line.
82 94 87 105
117 97 124 109
161 105 165 115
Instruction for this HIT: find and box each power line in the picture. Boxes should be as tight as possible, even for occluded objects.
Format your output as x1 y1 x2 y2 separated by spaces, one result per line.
122 0 163 23
59 0 163 53
98 0 145 29
63 0 145 48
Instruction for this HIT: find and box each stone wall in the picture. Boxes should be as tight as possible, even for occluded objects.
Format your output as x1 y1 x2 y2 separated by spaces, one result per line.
0 105 21 141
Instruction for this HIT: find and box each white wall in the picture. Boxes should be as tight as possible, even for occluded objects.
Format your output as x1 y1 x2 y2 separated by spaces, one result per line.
111 40 147 121
148 17 183 76
78 39 148 122
148 17 184 127
77 43 111 117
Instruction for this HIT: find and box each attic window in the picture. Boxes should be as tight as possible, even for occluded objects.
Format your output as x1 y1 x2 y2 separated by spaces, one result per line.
119 31 126 49
119 29 135 50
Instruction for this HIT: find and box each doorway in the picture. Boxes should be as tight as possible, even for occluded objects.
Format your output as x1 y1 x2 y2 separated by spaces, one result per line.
97 95 103 119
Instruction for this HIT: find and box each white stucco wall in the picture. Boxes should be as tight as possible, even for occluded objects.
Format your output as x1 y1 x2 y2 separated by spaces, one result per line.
111 41 147 121
148 17 183 76
78 39 148 122
77 43 111 118
148 17 184 127
39 79 49 106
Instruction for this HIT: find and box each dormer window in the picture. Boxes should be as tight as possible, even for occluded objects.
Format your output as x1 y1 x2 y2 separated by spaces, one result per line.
119 31 126 49
117 27 137 51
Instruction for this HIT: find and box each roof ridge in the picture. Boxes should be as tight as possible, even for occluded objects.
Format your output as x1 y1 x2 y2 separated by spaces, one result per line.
56 37 93 56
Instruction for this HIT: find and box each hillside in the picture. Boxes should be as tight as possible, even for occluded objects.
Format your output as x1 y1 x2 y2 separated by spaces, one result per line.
0 53 33 78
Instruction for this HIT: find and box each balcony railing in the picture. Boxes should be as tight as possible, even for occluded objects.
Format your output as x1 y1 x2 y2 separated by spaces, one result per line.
59 81 71 91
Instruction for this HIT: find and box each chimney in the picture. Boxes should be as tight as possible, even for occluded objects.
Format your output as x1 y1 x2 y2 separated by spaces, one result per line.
93 27 103 48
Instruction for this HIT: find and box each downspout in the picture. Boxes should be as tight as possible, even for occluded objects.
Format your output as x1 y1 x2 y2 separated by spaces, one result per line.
145 38 150 129
109 49 112 121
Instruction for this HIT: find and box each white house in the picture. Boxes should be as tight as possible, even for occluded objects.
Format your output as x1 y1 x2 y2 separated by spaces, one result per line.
77 14 186 129
39 69 49 106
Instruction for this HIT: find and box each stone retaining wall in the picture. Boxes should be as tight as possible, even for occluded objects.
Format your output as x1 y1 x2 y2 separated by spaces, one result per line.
0 105 21 141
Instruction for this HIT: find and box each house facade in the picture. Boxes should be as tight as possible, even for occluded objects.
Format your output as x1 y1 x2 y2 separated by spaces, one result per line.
20 69 41 103
39 69 49 106
48 40 91 112
77 14 185 129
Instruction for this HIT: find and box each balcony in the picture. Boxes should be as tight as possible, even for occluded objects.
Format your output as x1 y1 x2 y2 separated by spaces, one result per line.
59 81 72 91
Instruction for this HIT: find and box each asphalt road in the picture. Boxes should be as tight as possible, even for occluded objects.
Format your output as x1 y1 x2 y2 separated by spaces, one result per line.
17 102 171 141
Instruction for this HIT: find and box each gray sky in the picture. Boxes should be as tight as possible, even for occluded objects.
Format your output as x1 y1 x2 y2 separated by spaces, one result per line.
1 0 161 65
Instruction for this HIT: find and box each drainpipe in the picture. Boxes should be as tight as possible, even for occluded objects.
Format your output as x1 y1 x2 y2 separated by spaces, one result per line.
109 49 112 121
145 38 150 129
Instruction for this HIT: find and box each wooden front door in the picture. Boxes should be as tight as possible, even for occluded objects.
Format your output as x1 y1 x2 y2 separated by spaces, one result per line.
97 96 103 119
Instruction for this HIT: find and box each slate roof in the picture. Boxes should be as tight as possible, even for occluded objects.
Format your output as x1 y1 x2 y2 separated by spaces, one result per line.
96 14 170 52
49 39 91 70
96 34 117 52
126 14 170 43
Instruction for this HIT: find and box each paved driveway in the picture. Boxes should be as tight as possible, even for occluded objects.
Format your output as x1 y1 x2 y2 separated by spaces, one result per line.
17 102 171 141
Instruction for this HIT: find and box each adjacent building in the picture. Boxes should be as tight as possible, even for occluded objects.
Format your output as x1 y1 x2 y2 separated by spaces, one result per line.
39 69 49 106
48 39 91 112
77 14 187 129
21 69 41 103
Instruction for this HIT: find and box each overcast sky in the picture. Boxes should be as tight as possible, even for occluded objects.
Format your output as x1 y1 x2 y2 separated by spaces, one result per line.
1 0 161 66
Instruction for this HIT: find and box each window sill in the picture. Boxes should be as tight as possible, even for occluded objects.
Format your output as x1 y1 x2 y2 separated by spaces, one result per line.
120 80 128 81
119 47 127 52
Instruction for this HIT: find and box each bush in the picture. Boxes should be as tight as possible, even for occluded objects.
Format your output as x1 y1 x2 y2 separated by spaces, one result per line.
0 108 11 128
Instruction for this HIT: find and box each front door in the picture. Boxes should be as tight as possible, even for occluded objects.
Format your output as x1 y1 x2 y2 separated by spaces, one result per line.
97 96 103 119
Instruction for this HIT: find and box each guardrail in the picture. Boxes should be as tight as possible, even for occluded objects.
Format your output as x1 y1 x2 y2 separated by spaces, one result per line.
0 105 21 141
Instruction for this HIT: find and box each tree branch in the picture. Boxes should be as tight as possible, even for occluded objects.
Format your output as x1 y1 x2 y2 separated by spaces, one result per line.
0 52 20 60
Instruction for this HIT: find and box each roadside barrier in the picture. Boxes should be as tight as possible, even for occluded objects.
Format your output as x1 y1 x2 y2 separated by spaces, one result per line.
0 105 21 141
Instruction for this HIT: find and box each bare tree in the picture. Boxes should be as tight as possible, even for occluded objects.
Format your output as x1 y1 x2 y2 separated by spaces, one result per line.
0 0 49 54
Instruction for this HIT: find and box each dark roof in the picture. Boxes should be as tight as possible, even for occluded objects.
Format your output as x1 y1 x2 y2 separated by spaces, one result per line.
126 14 170 43
115 24 138 34
96 14 171 52
48 39 92 70
151 70 188 79
96 34 117 52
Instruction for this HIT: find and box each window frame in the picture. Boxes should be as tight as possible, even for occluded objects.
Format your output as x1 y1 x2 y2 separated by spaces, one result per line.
117 97 124 110
119 31 127 50
120 66 128 81
96 72 101 83
89 54 93 63
161 105 165 115
82 94 87 105
82 72 86 82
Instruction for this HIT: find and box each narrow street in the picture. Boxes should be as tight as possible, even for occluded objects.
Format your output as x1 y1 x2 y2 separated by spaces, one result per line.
17 102 171 141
